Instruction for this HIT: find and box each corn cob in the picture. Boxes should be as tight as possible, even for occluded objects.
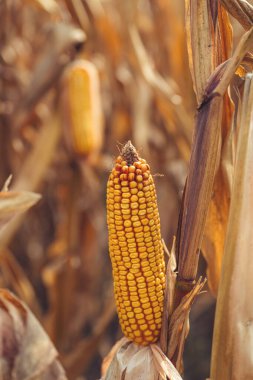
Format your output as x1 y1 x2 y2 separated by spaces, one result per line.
107 142 165 346
61 59 103 158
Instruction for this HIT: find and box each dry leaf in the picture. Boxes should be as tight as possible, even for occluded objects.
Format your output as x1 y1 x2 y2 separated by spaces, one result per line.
210 72 253 379
176 92 223 282
0 289 67 379
185 0 214 104
221 0 253 30
167 279 206 368
180 1 232 289
185 1 232 98
200 5 233 296
102 339 183 380
201 26 253 296
0 190 41 233
151 345 183 380
101 338 127 377
201 168 230 295
202 97 233 296
177 26 253 283
214 26 253 96
159 239 177 353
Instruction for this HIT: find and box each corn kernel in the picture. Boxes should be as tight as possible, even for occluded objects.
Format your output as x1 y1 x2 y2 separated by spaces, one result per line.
132 301 141 307
135 313 145 320
143 308 152 315
124 220 131 227
138 288 148 295
140 324 148 331
129 181 137 188
140 297 149 304
122 193 131 198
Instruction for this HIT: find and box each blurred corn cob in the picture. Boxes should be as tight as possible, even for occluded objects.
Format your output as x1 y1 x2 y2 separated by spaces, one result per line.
106 141 165 346
61 59 103 158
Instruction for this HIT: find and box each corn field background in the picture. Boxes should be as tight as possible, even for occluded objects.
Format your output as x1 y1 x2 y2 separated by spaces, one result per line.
1 1 253 379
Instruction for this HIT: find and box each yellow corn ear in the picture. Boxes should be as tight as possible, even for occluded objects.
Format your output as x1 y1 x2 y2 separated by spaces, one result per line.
61 59 103 158
107 141 165 346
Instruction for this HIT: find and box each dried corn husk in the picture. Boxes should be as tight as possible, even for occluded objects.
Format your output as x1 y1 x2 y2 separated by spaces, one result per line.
101 338 183 380
221 0 253 30
0 289 67 379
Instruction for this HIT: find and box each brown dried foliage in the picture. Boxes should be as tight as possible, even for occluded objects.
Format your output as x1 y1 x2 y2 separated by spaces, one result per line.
0 1 190 378
1 0 253 379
